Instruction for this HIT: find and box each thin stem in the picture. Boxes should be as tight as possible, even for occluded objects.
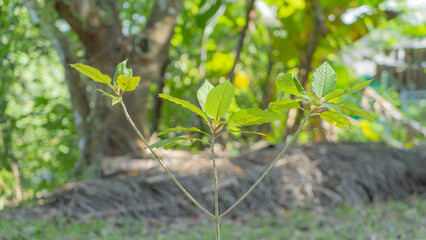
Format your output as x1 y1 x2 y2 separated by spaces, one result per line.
199 131 212 138
120 101 214 219
205 119 214 132
211 133 221 240
220 110 312 218
215 218 220 240
298 107 307 113
214 122 227 133
214 131 229 139
108 84 118 95
314 106 327 111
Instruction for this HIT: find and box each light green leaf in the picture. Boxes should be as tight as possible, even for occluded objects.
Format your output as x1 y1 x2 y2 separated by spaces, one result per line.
159 94 208 119
269 98 301 111
324 89 345 102
113 60 133 84
159 126 205 136
112 96 122 105
205 80 235 120
229 131 267 136
70 63 111 85
346 80 372 94
150 137 210 150
197 80 214 112
312 62 337 97
227 108 280 126
117 74 140 92
320 111 351 130
276 73 309 99
339 101 375 121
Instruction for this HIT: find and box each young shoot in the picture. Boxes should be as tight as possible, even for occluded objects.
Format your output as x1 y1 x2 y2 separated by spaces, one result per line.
71 60 374 240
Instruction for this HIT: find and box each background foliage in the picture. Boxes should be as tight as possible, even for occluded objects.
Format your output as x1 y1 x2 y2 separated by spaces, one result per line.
1 0 425 208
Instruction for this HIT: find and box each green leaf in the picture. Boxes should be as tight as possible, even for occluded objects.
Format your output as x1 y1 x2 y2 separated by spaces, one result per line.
276 73 309 99
70 63 111 85
117 74 140 92
205 80 235 120
269 98 301 111
159 94 208 119
112 96 122 105
113 60 133 84
307 92 317 100
346 80 372 94
227 108 280 126
150 137 210 150
159 126 205 136
197 80 214 112
320 111 351 130
229 131 267 137
339 101 375 121
324 89 345 102
319 102 340 111
323 81 372 102
312 62 337 97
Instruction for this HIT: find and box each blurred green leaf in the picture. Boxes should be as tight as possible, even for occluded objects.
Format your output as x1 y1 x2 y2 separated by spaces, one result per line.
324 89 345 102
346 80 372 94
340 101 375 121
276 73 309 99
320 111 351 130
269 98 301 111
318 102 340 111
70 63 111 85
229 130 267 136
159 94 208 120
228 108 280 126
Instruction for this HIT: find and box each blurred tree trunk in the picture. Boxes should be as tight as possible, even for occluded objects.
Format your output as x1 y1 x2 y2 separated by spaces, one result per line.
280 0 390 140
283 0 326 140
25 0 183 177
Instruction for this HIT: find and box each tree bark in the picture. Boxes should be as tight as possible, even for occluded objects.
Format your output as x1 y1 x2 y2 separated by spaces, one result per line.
58 0 182 176
25 0 183 177
53 34 93 174
228 0 256 83
283 0 326 139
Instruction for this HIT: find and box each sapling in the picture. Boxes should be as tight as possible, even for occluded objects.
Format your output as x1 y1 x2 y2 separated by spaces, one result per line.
71 60 374 239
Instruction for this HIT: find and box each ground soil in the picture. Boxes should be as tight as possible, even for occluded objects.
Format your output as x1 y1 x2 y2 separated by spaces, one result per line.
3 142 426 220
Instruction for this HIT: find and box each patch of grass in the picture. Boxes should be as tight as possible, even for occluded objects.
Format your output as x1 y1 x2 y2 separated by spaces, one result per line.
1 196 425 240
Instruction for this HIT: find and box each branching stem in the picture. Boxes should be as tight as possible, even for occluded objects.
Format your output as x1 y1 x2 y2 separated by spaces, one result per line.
219 110 312 218
122 98 311 238
120 101 214 219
